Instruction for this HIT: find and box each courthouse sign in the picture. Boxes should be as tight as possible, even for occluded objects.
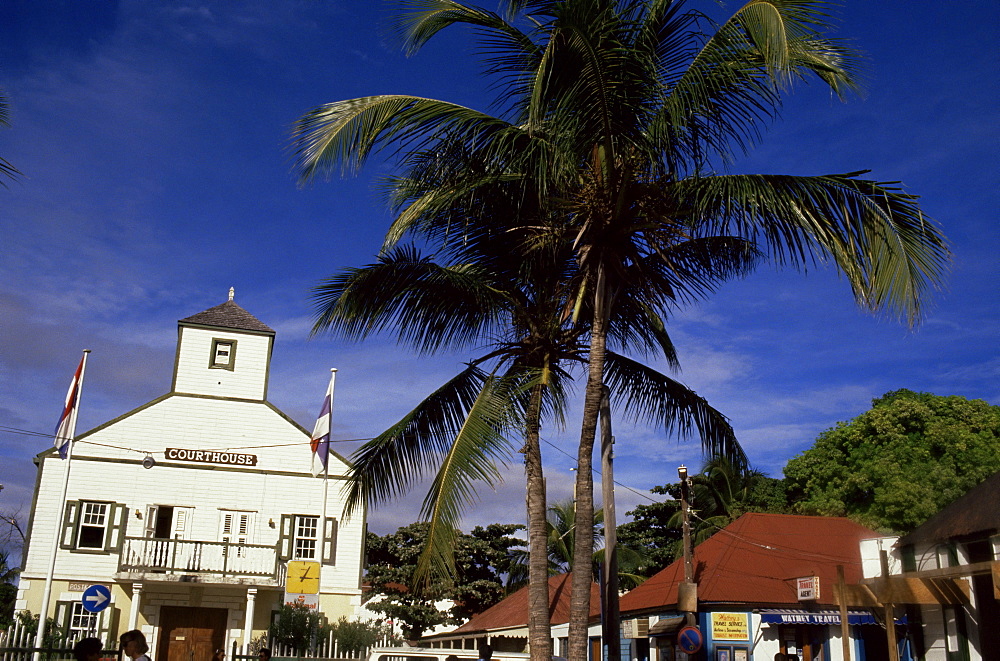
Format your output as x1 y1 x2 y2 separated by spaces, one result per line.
165 448 258 466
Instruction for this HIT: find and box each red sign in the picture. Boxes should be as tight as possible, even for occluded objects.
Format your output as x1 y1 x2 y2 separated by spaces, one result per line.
677 626 703 654
796 576 820 600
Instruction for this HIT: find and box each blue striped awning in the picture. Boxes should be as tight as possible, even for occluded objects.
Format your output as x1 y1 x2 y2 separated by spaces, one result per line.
760 609 878 625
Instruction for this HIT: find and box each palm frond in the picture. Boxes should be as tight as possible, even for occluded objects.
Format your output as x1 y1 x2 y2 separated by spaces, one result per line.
413 371 521 585
292 95 510 182
341 364 506 517
679 172 950 325
604 351 746 469
311 246 511 353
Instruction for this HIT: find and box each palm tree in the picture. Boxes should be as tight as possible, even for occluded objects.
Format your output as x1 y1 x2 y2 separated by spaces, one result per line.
543 500 648 590
313 224 746 657
0 89 20 184
669 455 775 547
293 2 949 655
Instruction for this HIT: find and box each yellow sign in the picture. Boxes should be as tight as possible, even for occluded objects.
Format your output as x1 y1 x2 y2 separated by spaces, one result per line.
710 612 749 641
286 560 321 594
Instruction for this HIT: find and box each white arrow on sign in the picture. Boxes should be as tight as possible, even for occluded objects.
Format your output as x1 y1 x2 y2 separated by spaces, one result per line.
85 591 108 608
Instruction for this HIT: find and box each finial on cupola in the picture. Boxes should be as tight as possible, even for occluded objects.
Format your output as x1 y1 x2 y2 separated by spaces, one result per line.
228 287 235 301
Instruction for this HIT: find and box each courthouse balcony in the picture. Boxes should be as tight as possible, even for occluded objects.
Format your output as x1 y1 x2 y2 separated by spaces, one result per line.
116 537 286 587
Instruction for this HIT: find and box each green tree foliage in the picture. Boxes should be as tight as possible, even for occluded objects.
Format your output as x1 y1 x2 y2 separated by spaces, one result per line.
618 458 786 576
541 500 649 590
365 523 525 639
618 485 682 578
269 603 331 655
14 611 66 648
0 556 14 627
327 617 400 656
784 390 1000 533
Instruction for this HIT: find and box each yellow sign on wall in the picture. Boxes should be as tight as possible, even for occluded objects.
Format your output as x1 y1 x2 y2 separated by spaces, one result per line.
710 612 749 641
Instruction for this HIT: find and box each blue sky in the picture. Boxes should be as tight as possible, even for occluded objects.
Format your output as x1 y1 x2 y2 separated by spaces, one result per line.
1 0 998 537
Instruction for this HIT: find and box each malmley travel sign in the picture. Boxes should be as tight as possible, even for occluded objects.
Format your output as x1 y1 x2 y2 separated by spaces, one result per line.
165 448 258 466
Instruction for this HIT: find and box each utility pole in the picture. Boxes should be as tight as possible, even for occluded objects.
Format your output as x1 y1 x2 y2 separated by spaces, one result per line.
678 466 697 624
600 387 620 661
679 466 693 584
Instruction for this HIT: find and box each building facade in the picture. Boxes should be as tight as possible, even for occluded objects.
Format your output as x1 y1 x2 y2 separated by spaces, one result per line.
16 294 365 659
860 471 1000 661
618 513 889 661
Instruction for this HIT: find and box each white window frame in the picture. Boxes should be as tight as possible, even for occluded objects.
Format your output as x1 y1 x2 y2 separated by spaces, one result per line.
77 502 109 549
68 602 99 640
293 515 319 560
210 338 237 370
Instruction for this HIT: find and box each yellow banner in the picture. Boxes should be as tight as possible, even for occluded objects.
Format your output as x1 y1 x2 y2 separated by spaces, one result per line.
711 612 749 641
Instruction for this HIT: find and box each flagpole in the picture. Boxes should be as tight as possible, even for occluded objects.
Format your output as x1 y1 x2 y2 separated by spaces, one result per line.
33 350 90 661
320 369 336 569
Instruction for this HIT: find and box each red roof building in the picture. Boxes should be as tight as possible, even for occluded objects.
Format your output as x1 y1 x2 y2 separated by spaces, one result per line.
618 513 887 661
420 573 600 656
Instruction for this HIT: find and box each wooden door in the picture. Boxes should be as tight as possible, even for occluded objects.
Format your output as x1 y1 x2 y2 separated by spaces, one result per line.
158 606 228 661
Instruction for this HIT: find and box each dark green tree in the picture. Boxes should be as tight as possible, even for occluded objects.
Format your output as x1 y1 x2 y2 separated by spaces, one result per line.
617 485 682 578
364 522 526 639
618 458 786 576
269 603 331 655
784 390 1000 533
0 550 17 627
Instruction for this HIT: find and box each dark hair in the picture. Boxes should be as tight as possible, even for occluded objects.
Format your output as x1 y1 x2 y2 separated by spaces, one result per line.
73 637 103 661
258 649 272 660
120 630 149 655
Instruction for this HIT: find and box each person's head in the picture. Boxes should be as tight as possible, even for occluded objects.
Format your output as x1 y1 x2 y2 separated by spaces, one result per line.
774 654 786 661
119 630 148 659
257 648 271 661
73 637 103 661
213 649 225 661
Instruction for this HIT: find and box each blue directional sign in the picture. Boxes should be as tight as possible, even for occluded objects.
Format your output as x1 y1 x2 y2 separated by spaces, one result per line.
677 626 703 654
81 584 111 613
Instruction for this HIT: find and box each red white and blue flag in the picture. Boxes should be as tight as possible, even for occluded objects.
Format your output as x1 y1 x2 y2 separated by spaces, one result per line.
310 371 336 477
54 355 86 459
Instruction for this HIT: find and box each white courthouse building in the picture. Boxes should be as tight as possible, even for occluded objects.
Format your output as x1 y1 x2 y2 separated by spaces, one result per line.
16 294 365 658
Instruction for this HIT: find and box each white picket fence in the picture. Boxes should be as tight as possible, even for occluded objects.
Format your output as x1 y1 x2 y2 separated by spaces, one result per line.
0 620 398 661
0 618 114 661
229 633 397 660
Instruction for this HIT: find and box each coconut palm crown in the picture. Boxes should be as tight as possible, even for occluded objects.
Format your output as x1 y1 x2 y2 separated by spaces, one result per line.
294 1 949 657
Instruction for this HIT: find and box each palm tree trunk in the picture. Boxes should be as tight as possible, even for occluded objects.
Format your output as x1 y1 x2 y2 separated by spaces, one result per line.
569 269 610 660
524 380 552 660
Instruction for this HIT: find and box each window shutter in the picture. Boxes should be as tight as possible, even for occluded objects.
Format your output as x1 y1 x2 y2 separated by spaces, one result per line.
144 506 158 537
97 605 118 643
55 600 71 631
175 508 189 537
106 503 128 552
322 517 337 565
61 501 80 549
278 515 294 560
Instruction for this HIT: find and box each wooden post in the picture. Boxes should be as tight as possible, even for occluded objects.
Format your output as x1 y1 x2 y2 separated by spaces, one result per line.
880 550 899 661
600 387 621 661
837 565 852 661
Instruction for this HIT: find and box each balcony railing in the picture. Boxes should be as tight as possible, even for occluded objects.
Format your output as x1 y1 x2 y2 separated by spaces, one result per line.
119 537 283 583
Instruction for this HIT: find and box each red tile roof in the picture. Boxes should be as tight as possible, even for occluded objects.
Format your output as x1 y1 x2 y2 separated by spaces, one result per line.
619 513 879 614
447 573 601 634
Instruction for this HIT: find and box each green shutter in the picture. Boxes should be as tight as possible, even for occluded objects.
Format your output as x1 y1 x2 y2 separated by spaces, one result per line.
278 514 294 560
322 517 337 565
61 501 80 549
98 605 119 644
106 503 128 552
55 600 71 631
